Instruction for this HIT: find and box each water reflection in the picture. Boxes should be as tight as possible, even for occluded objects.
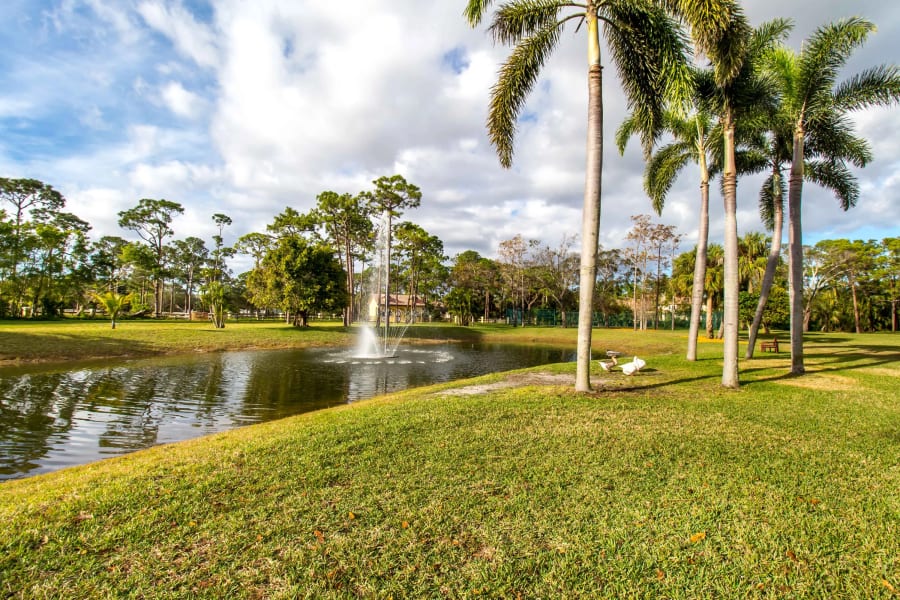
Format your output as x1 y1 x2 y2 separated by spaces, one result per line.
0 343 570 480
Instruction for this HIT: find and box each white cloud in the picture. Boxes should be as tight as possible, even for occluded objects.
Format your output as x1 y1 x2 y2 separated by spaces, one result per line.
2 0 898 266
160 81 203 118
137 0 219 69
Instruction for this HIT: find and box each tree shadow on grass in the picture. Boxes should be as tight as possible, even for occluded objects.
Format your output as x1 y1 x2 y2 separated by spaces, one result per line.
739 345 899 386
0 331 158 365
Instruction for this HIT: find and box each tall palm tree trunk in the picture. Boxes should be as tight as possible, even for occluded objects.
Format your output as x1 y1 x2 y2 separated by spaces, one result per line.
686 166 710 361
721 111 740 388
746 171 783 358
575 15 602 393
788 126 805 374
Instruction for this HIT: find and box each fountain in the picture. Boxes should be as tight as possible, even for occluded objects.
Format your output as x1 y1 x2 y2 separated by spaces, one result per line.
353 209 413 358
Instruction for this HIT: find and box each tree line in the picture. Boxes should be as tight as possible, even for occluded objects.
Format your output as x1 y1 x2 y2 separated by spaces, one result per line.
2 175 896 341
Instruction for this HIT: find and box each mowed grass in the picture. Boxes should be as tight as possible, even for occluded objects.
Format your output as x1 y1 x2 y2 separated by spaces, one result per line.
0 319 355 364
0 327 898 598
0 319 519 365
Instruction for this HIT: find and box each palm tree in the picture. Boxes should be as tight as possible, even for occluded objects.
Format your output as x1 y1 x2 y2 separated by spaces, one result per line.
741 105 869 358
617 103 719 361
622 10 786 385
693 17 793 387
464 0 740 392
764 17 900 374
92 291 132 330
704 244 725 339
738 231 768 293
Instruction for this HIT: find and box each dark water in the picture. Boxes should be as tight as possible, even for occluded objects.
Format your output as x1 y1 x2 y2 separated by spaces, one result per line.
0 343 571 480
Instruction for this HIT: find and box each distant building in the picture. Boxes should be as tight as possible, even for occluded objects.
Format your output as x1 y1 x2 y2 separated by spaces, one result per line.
366 294 428 323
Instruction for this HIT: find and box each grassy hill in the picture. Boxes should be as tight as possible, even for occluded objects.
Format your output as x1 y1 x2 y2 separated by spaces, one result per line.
1 326 898 598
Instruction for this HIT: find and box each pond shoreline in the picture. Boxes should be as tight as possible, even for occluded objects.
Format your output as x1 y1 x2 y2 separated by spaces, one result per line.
1 340 572 480
0 321 494 368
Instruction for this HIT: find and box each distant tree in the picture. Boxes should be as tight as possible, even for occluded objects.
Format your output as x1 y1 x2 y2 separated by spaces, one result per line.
738 232 768 294
393 222 445 322
802 242 843 332
27 212 90 316
879 237 900 332
234 232 273 271
532 235 579 327
739 288 788 334
497 235 538 326
446 250 486 326
0 178 66 314
267 207 317 240
201 281 228 329
119 242 156 311
0 210 14 315
247 236 347 327
171 237 209 315
312 191 373 325
594 247 625 321
625 215 655 330
88 236 130 293
117 199 184 317
817 239 878 333
362 175 421 330
699 244 726 339
648 224 679 329
210 213 233 283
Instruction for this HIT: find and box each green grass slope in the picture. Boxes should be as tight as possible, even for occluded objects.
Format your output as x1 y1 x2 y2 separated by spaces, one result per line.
1 330 898 598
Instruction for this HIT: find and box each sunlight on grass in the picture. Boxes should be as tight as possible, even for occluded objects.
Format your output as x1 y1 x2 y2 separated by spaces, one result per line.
0 327 897 597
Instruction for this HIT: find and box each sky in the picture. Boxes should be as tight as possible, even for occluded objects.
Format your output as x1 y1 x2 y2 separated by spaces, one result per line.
2 0 899 274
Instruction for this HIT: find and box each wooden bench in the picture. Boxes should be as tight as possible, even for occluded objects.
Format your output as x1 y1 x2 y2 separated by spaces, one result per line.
760 337 779 353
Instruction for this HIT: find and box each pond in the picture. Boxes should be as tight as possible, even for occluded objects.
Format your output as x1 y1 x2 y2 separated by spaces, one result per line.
0 342 572 480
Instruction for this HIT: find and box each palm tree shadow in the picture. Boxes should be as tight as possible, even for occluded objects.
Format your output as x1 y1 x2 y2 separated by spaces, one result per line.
740 346 899 386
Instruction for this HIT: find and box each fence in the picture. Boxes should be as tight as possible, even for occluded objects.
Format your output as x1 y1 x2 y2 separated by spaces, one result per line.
505 308 723 330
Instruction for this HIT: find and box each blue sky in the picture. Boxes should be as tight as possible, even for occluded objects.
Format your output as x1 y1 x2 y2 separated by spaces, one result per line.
2 0 899 274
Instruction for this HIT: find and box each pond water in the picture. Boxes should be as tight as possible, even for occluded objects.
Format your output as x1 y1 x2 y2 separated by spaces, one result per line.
0 343 572 480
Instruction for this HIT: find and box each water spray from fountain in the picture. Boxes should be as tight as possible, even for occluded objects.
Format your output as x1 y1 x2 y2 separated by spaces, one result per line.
354 209 413 358
352 175 422 359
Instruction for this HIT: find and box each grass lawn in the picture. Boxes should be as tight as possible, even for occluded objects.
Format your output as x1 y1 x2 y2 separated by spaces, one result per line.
0 319 356 364
0 319 529 365
0 326 898 598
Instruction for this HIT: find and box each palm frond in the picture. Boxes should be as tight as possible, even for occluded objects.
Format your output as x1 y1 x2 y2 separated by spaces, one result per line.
464 0 497 27
832 64 900 111
805 112 872 168
707 6 752 86
487 22 562 167
663 0 748 83
734 148 768 177
668 108 709 143
758 167 785 230
602 1 692 156
799 17 875 107
615 113 641 155
805 159 859 211
645 142 693 214
748 18 792 57
489 0 564 44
